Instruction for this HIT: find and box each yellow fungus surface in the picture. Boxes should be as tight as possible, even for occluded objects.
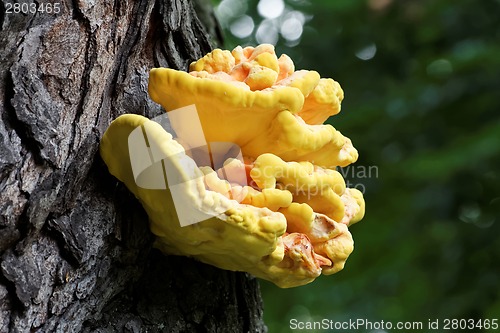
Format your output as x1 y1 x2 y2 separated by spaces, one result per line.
100 44 366 288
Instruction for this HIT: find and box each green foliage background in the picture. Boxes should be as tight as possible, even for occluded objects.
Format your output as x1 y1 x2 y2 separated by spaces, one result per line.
214 0 500 331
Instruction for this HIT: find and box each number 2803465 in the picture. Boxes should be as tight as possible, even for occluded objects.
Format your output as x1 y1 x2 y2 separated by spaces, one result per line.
5 2 61 15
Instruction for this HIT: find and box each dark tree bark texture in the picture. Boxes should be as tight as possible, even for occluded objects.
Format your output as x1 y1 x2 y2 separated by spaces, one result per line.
0 0 266 332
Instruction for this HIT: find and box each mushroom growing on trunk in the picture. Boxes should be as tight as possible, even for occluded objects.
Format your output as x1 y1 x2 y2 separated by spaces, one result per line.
100 44 365 288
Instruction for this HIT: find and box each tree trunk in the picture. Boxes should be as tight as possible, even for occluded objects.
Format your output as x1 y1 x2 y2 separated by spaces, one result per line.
0 0 266 332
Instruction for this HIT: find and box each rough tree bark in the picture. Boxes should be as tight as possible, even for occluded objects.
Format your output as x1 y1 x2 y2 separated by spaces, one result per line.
0 0 266 332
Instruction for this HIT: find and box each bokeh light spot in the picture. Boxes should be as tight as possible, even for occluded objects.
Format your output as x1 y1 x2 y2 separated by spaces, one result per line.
256 19 279 45
215 0 248 26
257 0 285 19
280 11 305 42
368 0 393 11
426 59 453 77
230 15 255 38
355 43 377 60
459 202 481 224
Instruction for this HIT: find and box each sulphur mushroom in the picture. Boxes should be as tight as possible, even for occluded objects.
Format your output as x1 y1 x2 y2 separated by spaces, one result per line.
100 44 365 288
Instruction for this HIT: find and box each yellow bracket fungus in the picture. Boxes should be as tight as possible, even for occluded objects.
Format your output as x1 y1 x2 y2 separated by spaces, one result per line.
100 44 365 288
